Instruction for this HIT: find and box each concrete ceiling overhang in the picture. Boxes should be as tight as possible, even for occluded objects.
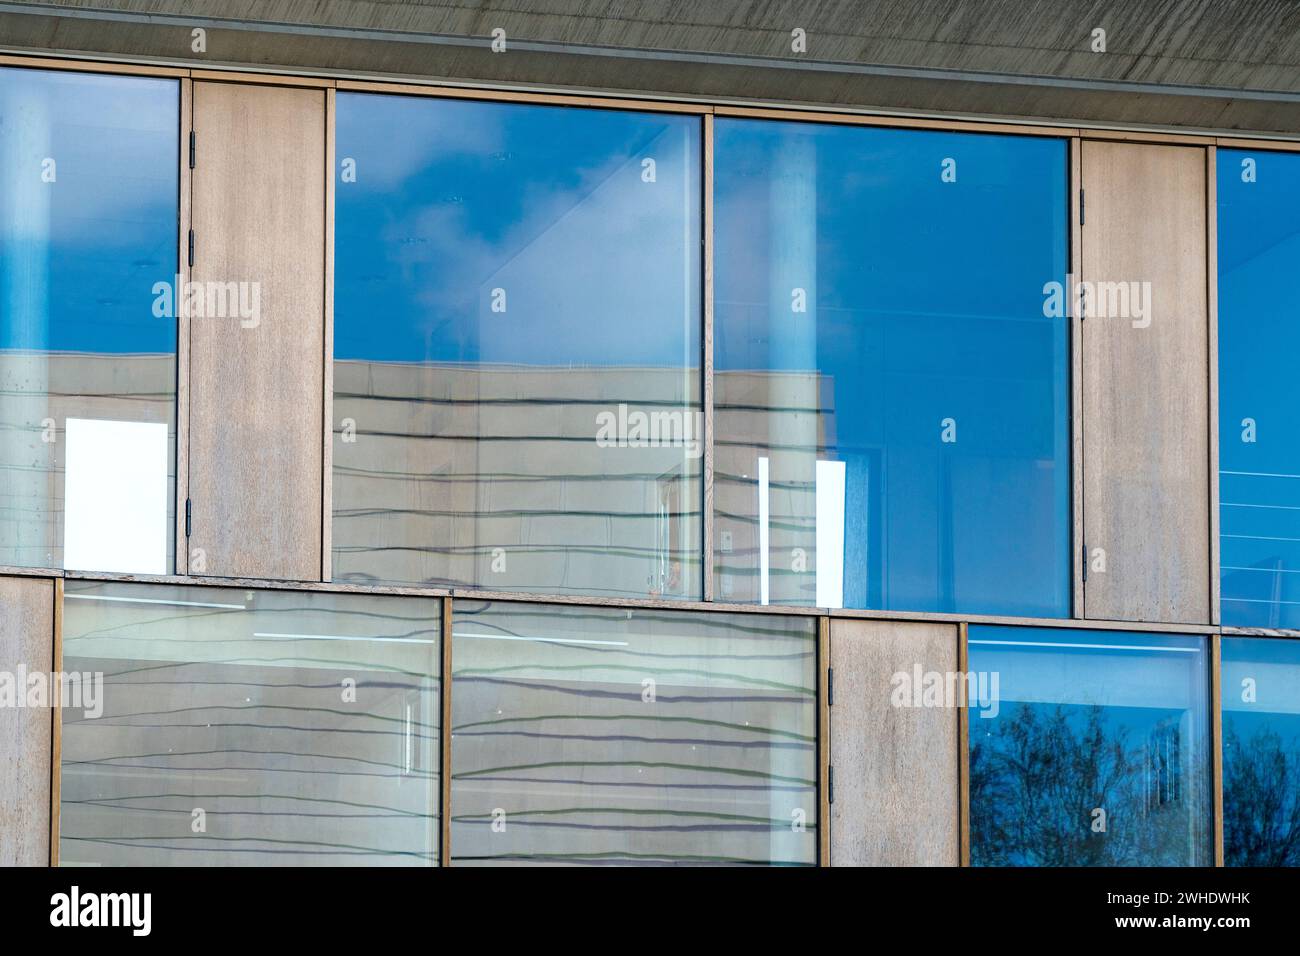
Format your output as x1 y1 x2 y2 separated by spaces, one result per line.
3 0 1300 136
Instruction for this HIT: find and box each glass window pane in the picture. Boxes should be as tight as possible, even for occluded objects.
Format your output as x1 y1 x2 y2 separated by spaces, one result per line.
713 120 1069 616
0 67 178 572
967 625 1212 865
333 93 702 599
1221 636 1300 866
1217 149 1300 627
59 581 442 866
450 600 818 865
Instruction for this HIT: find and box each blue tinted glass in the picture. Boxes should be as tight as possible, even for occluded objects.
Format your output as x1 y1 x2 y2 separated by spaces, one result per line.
968 626 1212 865
333 93 702 598
713 120 1069 616
1221 636 1300 866
1218 149 1300 627
0 67 178 571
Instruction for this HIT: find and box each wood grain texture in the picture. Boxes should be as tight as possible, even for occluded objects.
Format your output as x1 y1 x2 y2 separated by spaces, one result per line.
1081 140 1211 625
818 616 830 865
322 87 336 583
1206 148 1221 627
188 81 325 582
49 577 62 866
176 78 192 576
0 575 54 866
957 621 970 867
829 618 959 866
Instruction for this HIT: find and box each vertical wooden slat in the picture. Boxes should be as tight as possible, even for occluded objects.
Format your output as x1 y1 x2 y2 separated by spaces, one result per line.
0 576 54 867
1080 141 1210 624
1211 632 1224 866
188 81 326 582
828 619 959 865
322 87 336 583
440 595 453 866
1206 147 1221 627
175 78 192 577
958 621 970 867
818 614 830 865
702 113 715 603
1070 137 1084 619
49 577 63 866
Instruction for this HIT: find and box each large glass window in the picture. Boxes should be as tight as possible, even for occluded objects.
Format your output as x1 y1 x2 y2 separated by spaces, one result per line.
333 93 702 599
0 67 178 573
967 626 1212 865
449 600 818 865
59 581 442 865
713 121 1069 616
1221 636 1300 866
1218 148 1300 627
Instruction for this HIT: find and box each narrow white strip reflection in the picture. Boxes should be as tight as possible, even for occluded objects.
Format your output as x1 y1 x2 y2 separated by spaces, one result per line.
253 632 437 644
66 594 245 610
1221 469 1300 479
969 639 1199 653
815 459 846 609
404 703 413 774
758 456 770 606
452 632 629 647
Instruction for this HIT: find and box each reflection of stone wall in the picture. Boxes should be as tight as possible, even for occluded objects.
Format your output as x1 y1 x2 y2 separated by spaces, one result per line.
333 359 827 602
59 583 441 867
449 603 819 866
0 351 175 569
714 369 825 606
333 360 707 599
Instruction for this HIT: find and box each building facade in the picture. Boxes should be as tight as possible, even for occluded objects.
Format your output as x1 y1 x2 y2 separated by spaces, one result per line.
1 1 1300 867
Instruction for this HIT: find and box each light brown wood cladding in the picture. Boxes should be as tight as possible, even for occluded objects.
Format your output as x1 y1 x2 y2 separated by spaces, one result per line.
1081 140 1211 625
829 618 960 865
0 575 54 866
188 81 325 581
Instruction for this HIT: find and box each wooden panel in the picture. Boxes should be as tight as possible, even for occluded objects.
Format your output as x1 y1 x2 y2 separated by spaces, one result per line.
1207 147 1221 626
188 81 325 581
829 618 959 866
176 78 193 576
0 575 54 866
1070 137 1084 618
1081 140 1210 624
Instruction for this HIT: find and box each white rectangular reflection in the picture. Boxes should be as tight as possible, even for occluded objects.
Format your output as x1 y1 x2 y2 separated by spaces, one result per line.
64 418 167 575
758 456 770 606
815 459 846 609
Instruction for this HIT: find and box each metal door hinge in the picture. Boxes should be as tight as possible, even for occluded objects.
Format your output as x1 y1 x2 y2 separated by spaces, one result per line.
185 497 192 538
189 130 196 169
188 229 194 268
827 666 834 707
1079 187 1085 225
828 765 834 805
